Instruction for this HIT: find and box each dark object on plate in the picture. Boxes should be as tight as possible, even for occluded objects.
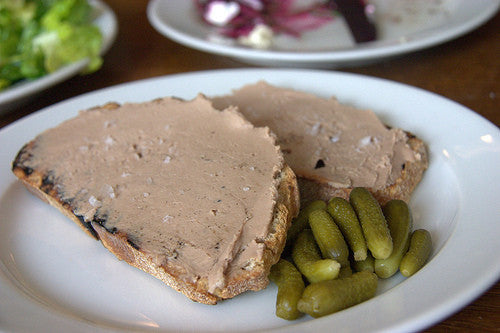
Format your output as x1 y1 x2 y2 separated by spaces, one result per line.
332 0 377 43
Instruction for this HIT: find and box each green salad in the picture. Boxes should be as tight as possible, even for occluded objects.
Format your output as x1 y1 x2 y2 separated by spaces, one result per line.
0 0 103 91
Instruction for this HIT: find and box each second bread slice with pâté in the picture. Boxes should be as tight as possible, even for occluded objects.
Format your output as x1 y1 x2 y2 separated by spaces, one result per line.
212 82 428 205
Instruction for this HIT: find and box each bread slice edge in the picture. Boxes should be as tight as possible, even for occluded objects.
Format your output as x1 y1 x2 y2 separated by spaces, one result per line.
12 144 300 304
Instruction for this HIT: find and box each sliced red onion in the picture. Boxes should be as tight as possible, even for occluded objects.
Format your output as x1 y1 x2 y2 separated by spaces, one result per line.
196 0 376 44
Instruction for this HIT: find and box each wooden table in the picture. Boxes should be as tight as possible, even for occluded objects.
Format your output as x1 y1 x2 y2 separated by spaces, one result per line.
1 1 498 331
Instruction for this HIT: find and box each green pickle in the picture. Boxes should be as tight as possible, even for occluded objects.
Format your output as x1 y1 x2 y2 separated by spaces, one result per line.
374 200 412 278
286 200 327 248
269 259 305 320
328 197 368 261
292 229 341 283
338 265 353 278
349 187 393 260
308 209 350 267
400 229 432 277
352 252 375 273
297 271 378 318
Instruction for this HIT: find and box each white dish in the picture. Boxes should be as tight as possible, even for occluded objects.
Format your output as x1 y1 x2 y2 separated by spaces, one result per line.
0 0 118 113
147 0 500 68
1 69 499 332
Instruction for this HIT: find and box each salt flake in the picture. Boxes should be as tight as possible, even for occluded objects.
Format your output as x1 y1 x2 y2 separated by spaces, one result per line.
359 136 372 147
89 195 102 207
162 215 173 223
104 135 115 146
104 184 115 199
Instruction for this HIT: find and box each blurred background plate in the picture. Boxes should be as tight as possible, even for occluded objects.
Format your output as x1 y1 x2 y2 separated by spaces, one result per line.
148 0 499 68
0 0 118 114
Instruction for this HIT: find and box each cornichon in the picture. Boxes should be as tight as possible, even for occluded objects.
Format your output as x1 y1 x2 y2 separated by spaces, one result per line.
352 252 375 273
286 200 327 248
400 229 432 277
374 200 412 278
349 187 393 260
308 209 350 267
338 265 353 278
297 271 378 318
269 259 305 320
328 197 367 261
292 229 340 283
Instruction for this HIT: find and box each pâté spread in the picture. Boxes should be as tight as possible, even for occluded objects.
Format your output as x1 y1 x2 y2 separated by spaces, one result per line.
212 81 420 189
15 95 285 293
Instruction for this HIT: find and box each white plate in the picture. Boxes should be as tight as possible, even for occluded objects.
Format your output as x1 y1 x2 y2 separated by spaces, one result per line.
147 0 500 68
0 0 118 113
1 69 499 333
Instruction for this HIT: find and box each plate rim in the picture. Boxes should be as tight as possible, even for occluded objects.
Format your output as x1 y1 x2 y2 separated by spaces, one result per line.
1 68 499 333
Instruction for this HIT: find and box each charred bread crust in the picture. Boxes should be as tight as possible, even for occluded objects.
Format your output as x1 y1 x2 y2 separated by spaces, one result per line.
12 136 299 304
297 132 428 206
91 165 299 304
13 146 100 239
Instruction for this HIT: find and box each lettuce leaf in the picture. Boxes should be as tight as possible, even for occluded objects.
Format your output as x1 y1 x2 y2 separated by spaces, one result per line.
0 0 103 90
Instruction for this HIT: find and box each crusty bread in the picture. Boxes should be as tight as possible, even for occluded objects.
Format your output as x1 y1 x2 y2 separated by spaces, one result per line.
12 97 300 305
212 82 428 206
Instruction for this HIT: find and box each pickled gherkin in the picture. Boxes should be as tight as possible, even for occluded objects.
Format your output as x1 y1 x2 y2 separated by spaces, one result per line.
352 252 375 273
400 229 432 277
350 187 393 260
338 265 353 278
286 200 327 248
269 259 305 320
374 200 412 278
270 188 433 322
308 209 350 267
328 197 367 261
292 229 340 283
297 271 378 318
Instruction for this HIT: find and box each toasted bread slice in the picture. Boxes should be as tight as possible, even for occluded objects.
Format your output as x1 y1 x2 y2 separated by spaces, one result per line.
212 82 428 205
12 96 300 304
